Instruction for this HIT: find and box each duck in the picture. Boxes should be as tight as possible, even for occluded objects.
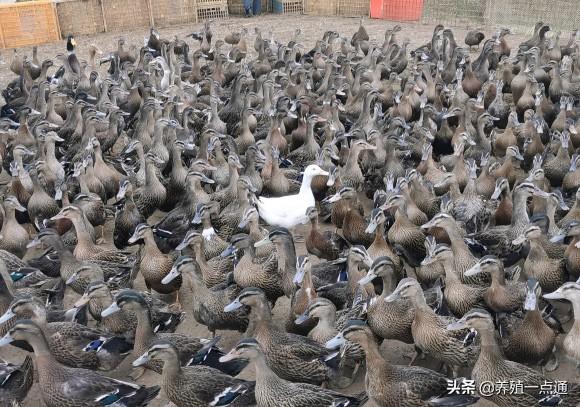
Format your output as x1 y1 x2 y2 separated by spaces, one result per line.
100 290 246 378
223 234 282 303
420 243 485 317
325 188 374 247
128 223 180 298
133 341 256 407
381 193 426 267
326 320 479 407
189 202 229 259
514 225 567 293
0 297 132 371
498 278 558 370
543 282 580 375
365 208 402 272
464 256 526 313
386 278 479 376
465 30 485 51
0 320 160 407
162 255 249 337
219 338 366 407
324 185 364 234
304 207 350 261
0 355 33 406
113 179 145 250
0 196 29 258
490 177 513 225
447 309 579 407
295 296 364 366
357 256 416 345
224 287 345 387
256 164 329 229
74 282 184 340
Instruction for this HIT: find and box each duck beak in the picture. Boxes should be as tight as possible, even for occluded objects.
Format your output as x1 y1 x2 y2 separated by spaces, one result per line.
65 272 79 285
464 263 482 277
295 311 310 325
323 192 342 204
490 186 502 200
191 211 202 225
446 320 467 331
0 309 16 325
365 220 378 234
13 201 26 212
420 256 435 266
550 234 566 243
238 218 249 229
420 220 435 231
523 290 537 311
224 299 243 312
220 245 236 257
74 294 90 308
162 266 180 284
26 237 42 249
254 236 270 248
325 333 345 349
326 177 335 187
543 289 565 300
0 332 14 347
533 188 549 198
50 212 66 221
175 236 191 251
132 352 151 367
514 153 524 161
512 236 526 246
218 350 236 363
358 270 376 286
101 302 121 317
127 231 139 244
293 267 305 285
54 189 63 201
116 183 128 200
384 290 400 303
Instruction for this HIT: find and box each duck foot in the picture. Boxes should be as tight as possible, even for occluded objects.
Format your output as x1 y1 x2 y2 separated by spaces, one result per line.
407 346 423 366
542 353 559 373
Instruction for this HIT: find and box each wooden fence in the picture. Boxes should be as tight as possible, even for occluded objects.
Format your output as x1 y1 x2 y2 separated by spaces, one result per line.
0 0 60 48
0 0 228 48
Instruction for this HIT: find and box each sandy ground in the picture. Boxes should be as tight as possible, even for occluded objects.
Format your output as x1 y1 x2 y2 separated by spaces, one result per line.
0 14 575 407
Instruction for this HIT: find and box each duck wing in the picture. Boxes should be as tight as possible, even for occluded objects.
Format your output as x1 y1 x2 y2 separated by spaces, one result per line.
60 372 159 405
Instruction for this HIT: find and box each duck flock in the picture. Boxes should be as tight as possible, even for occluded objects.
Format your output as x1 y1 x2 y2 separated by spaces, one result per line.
1 17 580 407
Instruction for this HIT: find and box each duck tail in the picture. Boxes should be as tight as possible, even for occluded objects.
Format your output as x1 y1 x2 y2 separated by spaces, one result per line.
152 310 185 333
123 385 160 406
187 336 249 376
427 394 479 406
210 381 256 406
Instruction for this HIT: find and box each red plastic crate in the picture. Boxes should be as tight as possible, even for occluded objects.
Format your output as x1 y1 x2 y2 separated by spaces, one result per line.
370 0 423 21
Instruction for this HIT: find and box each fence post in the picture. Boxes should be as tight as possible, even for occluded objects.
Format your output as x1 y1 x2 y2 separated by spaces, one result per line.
0 24 5 49
53 2 62 41
147 0 155 27
100 0 108 32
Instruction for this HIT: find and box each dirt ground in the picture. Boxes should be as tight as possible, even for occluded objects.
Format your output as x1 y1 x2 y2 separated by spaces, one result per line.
0 14 574 407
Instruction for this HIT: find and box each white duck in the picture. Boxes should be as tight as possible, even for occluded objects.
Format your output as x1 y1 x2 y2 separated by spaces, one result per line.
256 164 329 229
